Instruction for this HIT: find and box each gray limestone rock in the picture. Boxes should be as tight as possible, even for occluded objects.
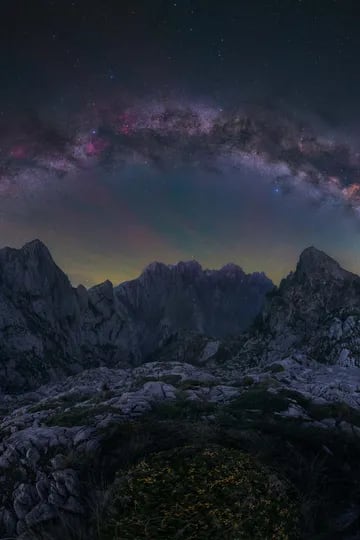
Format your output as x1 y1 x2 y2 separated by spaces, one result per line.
24 502 58 528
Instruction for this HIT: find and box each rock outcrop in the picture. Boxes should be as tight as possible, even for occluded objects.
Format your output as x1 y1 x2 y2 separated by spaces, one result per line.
0 240 82 391
246 247 360 366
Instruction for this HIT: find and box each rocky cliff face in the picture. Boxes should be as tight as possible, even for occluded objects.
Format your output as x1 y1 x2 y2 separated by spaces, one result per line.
0 240 273 391
250 246 360 366
114 260 273 358
0 240 82 391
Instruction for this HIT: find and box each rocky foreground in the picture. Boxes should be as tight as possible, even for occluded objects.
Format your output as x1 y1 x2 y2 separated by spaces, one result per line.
0 243 360 538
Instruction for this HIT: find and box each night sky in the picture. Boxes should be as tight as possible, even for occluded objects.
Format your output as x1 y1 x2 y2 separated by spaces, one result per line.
1 0 360 286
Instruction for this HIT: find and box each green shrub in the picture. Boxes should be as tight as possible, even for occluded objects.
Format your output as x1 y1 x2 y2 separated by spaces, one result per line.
46 404 116 427
307 401 360 426
99 446 299 540
179 378 217 390
150 397 216 421
227 388 290 415
267 363 286 374
29 393 90 413
159 374 183 385
241 375 255 386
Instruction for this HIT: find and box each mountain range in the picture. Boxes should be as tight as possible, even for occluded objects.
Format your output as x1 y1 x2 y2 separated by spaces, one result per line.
0 239 273 391
0 240 360 539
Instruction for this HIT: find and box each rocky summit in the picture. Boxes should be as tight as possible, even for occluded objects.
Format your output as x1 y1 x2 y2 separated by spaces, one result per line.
249 246 360 368
0 242 360 539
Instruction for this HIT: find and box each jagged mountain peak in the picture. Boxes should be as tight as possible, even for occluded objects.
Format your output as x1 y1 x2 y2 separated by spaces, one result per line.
121 259 274 290
0 239 69 286
90 279 113 290
175 260 203 273
0 238 51 259
143 261 170 273
218 263 245 276
295 246 354 281
22 238 50 253
258 246 360 365
143 260 203 275
88 279 114 301
0 238 53 264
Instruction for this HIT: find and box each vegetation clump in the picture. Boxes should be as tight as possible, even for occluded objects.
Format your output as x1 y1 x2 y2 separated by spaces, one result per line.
100 446 299 540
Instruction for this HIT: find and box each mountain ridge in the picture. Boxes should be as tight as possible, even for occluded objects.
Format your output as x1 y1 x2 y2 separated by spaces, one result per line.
0 239 274 391
1 239 359 392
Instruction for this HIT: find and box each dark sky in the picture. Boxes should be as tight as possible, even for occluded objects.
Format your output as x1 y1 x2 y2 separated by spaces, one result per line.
1 0 360 285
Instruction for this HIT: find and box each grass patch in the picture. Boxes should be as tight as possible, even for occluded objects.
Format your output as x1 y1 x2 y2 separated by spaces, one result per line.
45 404 116 427
266 362 286 374
227 388 291 415
150 397 217 421
132 374 183 388
307 401 360 427
99 446 300 540
178 379 217 390
29 393 90 413
277 389 310 408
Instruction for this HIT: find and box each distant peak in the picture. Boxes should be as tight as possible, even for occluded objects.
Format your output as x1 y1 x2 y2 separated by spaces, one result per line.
92 278 113 287
219 263 245 277
143 260 203 274
143 261 170 273
220 262 244 272
88 279 114 300
176 260 203 272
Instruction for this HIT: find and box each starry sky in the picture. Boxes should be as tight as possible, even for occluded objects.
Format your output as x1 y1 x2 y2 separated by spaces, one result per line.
1 0 360 286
